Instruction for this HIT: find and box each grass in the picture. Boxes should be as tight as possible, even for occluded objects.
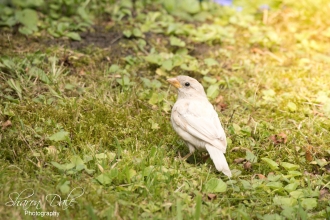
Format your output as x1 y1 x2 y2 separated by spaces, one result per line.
1 0 330 219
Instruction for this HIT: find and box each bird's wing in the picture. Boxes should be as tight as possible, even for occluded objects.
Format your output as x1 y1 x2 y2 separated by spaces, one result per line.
172 99 227 152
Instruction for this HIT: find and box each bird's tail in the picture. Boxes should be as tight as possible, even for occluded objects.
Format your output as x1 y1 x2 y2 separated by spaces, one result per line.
205 144 232 177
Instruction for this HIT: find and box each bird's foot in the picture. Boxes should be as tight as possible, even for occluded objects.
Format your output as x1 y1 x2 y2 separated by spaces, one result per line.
178 152 193 161
202 154 210 162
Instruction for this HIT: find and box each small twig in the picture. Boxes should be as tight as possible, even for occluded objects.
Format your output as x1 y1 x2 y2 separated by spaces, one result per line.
175 184 185 192
110 34 123 45
226 109 236 126
20 134 41 165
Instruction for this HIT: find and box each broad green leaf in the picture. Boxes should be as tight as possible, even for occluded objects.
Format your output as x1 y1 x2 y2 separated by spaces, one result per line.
206 84 219 99
170 36 186 47
95 153 107 159
267 174 281 182
120 0 133 8
109 64 120 73
262 214 283 220
232 123 241 134
273 196 297 208
19 26 37 35
290 189 304 198
281 207 297 219
126 169 136 180
281 162 300 171
51 162 75 171
70 155 85 166
287 102 297 112
287 171 302 177
245 151 257 163
96 173 112 185
240 179 252 190
144 54 163 65
107 152 116 161
124 55 136 65
162 59 173 71
13 0 43 7
204 58 219 67
59 181 70 194
75 164 85 171
163 0 175 12
109 168 119 178
150 79 162 88
171 55 185 67
15 9 38 29
28 67 50 84
51 162 65 170
316 91 329 103
148 119 160 130
66 32 81 41
123 30 132 38
241 126 252 136
143 166 155 177
261 157 279 170
300 198 317 210
262 89 276 97
316 158 328 167
149 92 165 105
200 69 209 75
116 75 131 86
179 0 200 14
132 28 143 37
7 79 22 100
203 178 227 193
176 48 188 55
203 76 217 84
84 168 95 174
266 182 283 189
49 131 70 142
284 182 299 192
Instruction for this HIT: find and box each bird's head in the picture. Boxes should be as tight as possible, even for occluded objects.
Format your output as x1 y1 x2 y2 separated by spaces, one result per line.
167 75 207 99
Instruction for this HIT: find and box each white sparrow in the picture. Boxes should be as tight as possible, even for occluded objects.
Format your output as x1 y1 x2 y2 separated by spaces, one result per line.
167 75 232 177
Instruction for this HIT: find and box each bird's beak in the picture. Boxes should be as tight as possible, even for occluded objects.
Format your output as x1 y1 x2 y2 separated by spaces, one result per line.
167 78 182 88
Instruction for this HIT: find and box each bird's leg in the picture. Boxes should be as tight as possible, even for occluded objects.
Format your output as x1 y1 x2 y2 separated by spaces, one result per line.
202 154 210 162
181 152 193 161
179 143 195 160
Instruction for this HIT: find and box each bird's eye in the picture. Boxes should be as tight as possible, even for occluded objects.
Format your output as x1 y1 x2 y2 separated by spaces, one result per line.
185 82 190 87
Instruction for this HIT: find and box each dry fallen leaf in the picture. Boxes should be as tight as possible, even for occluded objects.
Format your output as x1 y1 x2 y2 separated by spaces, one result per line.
319 188 330 201
234 158 246 164
268 172 275 176
207 193 217 200
313 109 324 117
243 161 252 170
255 174 266 179
303 171 316 177
97 164 104 173
269 132 287 145
251 47 264 54
46 146 58 155
325 163 330 174
215 95 228 111
2 120 12 130
79 69 86 76
215 95 223 103
305 145 313 162
231 147 250 152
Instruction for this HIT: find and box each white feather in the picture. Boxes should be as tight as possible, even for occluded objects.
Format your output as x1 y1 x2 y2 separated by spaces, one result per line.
205 144 232 177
